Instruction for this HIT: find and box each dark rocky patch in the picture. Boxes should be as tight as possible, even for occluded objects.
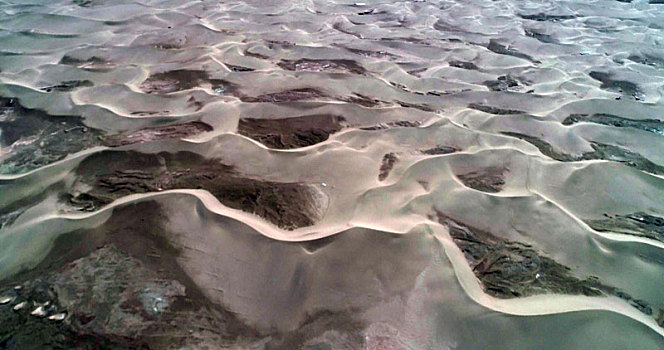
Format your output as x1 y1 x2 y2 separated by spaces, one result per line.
428 89 472 96
589 71 644 100
396 101 436 112
524 29 558 44
331 23 364 40
502 132 579 162
449 60 479 70
587 212 664 243
360 120 422 131
59 55 114 71
140 70 211 94
627 53 664 68
0 208 24 231
152 42 183 50
468 103 525 115
378 153 398 181
130 110 170 116
40 80 93 93
434 211 605 298
456 167 507 193
407 67 428 76
73 0 100 7
0 97 102 174
225 64 254 72
502 132 664 175
0 201 260 349
68 151 326 230
487 40 541 63
485 75 520 92
141 69 241 97
0 187 56 231
343 47 399 60
562 113 664 135
433 19 467 33
237 114 346 149
518 13 577 22
421 145 457 155
1 297 126 349
265 310 365 350
0 200 370 348
650 0 664 4
339 93 383 107
243 50 270 60
278 59 366 75
240 88 327 103
102 121 213 147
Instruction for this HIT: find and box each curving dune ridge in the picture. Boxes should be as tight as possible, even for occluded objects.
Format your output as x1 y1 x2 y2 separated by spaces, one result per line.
1 0 664 348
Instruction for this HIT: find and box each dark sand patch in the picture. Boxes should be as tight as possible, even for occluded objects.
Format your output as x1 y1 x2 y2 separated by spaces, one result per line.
237 114 346 149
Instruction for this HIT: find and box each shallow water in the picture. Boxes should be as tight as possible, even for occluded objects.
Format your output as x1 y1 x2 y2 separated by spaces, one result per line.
0 0 663 348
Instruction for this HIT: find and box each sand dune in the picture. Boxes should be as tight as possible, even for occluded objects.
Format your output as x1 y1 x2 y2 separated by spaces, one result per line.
1 0 664 348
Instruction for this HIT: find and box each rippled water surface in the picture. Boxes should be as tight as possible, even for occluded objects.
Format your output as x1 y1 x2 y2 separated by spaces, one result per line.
1 0 664 348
